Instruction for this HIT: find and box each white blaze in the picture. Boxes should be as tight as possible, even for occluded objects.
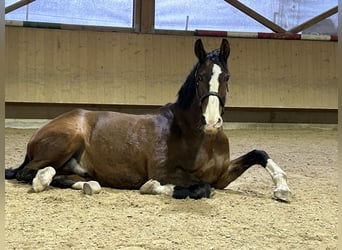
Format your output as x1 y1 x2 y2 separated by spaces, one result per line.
203 64 222 126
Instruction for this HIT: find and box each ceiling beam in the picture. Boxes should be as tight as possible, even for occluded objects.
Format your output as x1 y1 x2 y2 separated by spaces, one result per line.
224 0 285 33
134 0 155 33
288 6 338 34
5 0 35 14
133 0 142 32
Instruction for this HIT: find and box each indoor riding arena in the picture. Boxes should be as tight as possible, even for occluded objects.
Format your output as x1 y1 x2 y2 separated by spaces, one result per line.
4 1 338 249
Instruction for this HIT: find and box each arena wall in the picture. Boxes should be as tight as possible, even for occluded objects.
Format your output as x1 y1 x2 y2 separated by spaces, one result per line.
5 26 337 122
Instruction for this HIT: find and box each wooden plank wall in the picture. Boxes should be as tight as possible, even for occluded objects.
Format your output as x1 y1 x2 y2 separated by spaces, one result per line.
5 26 337 109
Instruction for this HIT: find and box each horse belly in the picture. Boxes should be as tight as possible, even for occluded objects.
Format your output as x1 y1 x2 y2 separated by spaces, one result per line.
81 112 169 189
80 146 148 189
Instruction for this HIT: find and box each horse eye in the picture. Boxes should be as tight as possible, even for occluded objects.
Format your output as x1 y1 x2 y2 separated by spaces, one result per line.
224 75 230 82
197 75 203 82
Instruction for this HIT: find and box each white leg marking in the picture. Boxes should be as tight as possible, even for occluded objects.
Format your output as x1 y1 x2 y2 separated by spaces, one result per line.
71 181 86 190
139 179 175 196
72 181 102 195
203 64 223 130
32 167 56 192
83 181 101 195
266 159 292 202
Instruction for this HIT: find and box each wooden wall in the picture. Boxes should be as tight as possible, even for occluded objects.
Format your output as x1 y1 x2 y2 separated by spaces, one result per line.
5 26 337 110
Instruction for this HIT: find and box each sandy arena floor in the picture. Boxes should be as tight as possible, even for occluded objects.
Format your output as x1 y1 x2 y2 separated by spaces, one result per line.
5 127 338 249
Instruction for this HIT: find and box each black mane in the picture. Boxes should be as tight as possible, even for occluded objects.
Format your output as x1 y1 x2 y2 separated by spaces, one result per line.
176 49 223 110
176 63 198 110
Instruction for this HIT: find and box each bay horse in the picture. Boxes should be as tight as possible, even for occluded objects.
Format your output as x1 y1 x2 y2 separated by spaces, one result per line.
5 39 292 201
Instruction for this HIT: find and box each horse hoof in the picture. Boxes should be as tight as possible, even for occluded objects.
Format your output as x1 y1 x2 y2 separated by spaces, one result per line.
139 180 160 195
83 181 101 195
32 167 56 192
273 187 292 202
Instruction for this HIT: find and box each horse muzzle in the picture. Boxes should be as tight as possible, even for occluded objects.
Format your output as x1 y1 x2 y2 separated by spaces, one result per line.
200 93 224 134
203 116 223 134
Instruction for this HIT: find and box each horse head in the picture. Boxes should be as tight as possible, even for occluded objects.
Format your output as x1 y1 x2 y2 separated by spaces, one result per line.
194 39 230 134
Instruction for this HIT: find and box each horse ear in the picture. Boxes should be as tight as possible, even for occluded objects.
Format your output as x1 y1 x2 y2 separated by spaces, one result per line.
219 39 230 63
194 39 207 62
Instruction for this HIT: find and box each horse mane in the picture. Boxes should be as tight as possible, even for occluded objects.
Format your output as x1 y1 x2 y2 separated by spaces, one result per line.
176 64 198 110
176 49 224 110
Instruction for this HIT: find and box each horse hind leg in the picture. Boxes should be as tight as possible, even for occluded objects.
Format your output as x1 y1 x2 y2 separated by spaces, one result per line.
8 144 81 183
14 158 65 192
28 164 96 194
214 149 292 202
5 155 30 179
12 157 52 184
62 157 89 177
31 153 88 192
51 175 101 195
5 154 58 192
13 156 87 193
48 158 101 195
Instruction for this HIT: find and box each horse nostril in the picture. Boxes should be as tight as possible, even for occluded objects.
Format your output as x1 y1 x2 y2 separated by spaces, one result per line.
216 117 223 126
201 116 207 125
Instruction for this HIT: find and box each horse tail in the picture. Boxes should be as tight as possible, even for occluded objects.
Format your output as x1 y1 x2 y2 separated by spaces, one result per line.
5 155 30 179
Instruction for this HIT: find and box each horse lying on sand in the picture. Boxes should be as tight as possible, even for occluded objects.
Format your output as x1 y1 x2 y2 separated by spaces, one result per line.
5 39 292 202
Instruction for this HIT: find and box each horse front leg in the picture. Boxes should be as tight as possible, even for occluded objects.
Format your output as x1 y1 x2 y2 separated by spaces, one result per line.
214 149 292 202
139 180 212 199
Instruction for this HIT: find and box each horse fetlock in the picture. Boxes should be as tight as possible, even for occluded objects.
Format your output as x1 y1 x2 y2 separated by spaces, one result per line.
83 181 101 195
32 167 56 192
272 172 288 186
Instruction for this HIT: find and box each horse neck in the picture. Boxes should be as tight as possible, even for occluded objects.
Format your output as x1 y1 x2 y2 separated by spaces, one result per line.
172 64 204 138
173 97 204 138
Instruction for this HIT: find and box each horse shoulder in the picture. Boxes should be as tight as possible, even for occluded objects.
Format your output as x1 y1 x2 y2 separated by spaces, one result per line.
193 131 230 183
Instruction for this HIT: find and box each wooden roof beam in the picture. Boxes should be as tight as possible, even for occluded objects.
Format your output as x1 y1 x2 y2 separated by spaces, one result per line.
133 0 155 33
224 0 286 33
288 6 338 34
5 0 35 14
